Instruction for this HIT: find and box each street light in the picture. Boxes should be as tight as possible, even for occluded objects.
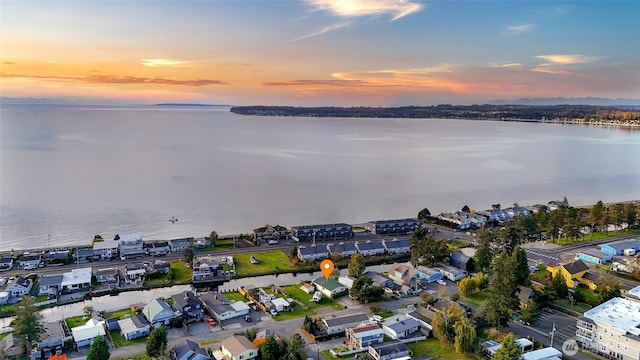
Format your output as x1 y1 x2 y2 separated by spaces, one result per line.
549 323 557 348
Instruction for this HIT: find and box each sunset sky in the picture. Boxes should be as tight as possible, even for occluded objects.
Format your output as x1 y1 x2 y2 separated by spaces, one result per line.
1 0 639 106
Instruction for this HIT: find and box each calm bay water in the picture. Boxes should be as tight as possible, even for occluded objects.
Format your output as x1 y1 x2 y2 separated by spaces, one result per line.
1 104 639 251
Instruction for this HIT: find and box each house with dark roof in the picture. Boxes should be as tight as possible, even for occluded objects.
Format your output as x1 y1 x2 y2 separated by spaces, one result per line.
388 263 417 286
368 340 410 360
355 241 386 256
200 292 250 322
297 245 329 261
290 223 354 242
0 257 14 271
547 260 590 289
144 241 171 256
382 316 421 339
171 290 204 321
327 242 358 258
518 286 534 307
346 323 384 350
95 268 119 284
364 271 394 289
407 306 436 335
1 276 32 303
153 260 170 274
170 237 194 253
450 252 474 272
383 239 411 254
321 313 370 335
252 224 290 244
118 313 150 341
174 339 210 360
363 219 421 235
38 274 63 297
34 321 66 355
313 277 347 298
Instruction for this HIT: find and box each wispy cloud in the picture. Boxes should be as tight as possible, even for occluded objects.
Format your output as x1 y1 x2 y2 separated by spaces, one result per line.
0 73 225 86
501 24 534 37
263 79 369 87
489 62 523 68
535 54 599 65
289 22 351 42
305 0 424 21
140 59 191 67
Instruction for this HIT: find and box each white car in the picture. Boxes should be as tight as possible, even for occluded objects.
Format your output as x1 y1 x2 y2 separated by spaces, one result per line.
437 279 447 286
270 309 278 316
268 240 278 245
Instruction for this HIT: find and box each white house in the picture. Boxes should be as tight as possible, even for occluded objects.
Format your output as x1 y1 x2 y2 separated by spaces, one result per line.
119 233 144 259
313 277 347 298
118 313 150 341
61 267 92 292
338 276 355 290
382 316 421 339
71 318 106 348
3 277 33 302
321 313 369 335
437 264 466 281
92 240 119 260
201 292 250 322
346 324 384 350
219 335 258 360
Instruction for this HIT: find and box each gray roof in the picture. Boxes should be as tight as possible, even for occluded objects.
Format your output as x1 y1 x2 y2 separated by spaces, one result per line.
172 291 203 310
200 292 235 315
384 239 410 249
327 243 357 253
323 313 369 328
370 340 409 356
38 274 62 287
131 313 148 328
602 239 640 251
579 247 611 258
451 251 471 264
356 241 385 251
299 245 328 255
363 271 390 286
292 223 352 230
95 268 119 277
174 339 208 360
385 317 420 333
408 306 437 324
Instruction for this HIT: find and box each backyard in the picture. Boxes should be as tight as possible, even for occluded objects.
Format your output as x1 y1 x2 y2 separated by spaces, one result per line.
407 338 478 360
461 291 489 308
144 260 192 287
234 251 294 277
257 284 345 321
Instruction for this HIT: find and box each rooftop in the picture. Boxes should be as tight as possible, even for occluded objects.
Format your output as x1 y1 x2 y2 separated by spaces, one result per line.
583 297 640 337
61 267 92 287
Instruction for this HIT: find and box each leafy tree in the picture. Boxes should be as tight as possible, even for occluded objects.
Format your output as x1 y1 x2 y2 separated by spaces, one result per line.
520 299 538 324
485 255 518 327
409 227 449 267
512 247 530 286
417 208 431 222
11 296 46 350
432 304 466 345
498 223 523 255
421 294 435 307
83 306 95 316
348 253 366 278
458 277 477 297
261 334 282 360
461 205 470 212
183 245 194 264
146 326 168 359
590 200 605 228
350 276 383 302
87 336 110 360
625 203 638 229
493 334 522 360
475 230 496 271
546 273 568 300
453 317 476 353
596 277 621 303
209 230 218 246
473 272 489 290
350 275 372 300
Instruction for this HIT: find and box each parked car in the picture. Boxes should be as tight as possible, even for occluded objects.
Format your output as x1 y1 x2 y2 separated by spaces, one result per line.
268 240 278 245
208 318 217 326
270 309 278 316
244 315 251 322
437 279 447 286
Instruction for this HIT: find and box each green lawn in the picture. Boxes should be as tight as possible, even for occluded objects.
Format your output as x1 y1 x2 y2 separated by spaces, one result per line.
170 261 194 283
222 291 247 302
110 330 148 348
557 229 640 246
533 265 549 279
112 353 150 360
553 298 591 315
65 315 90 329
407 338 477 360
261 285 344 321
213 238 235 251
105 308 135 319
234 251 293 277
461 291 489 308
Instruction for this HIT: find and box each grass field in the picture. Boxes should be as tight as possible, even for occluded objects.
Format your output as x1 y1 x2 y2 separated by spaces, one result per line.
110 330 148 348
533 265 549 279
557 229 640 246
170 261 194 283
105 308 135 319
234 251 293 277
257 285 345 321
461 291 489 308
407 338 478 360
65 315 89 329
222 291 248 302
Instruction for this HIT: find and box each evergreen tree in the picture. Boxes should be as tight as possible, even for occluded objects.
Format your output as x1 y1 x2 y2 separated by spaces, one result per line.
146 326 168 359
417 208 431 222
261 334 282 360
485 255 518 327
596 277 621 303
547 273 568 300
520 299 538 324
409 227 449 267
493 334 522 360
348 253 366 278
475 230 496 271
286 334 306 360
209 230 218 246
87 336 110 360
11 296 46 350
512 247 531 286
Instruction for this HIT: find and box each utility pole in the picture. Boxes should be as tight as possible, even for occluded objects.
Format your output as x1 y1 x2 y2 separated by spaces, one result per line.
550 323 557 347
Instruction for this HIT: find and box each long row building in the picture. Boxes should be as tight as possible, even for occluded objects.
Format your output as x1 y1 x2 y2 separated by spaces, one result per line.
297 239 410 261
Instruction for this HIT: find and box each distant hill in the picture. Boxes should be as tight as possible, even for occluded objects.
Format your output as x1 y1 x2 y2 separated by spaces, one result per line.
488 97 640 108
156 103 232 107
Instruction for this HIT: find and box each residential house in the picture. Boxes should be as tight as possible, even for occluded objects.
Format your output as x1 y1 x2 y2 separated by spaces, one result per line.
0 257 14 271
118 313 150 341
388 263 417 286
200 292 250 322
270 298 291 312
45 251 70 265
346 323 384 350
106 317 120 331
71 318 106 348
92 240 119 260
220 335 258 360
547 260 590 289
383 239 411 254
290 223 354 242
436 212 471 230
368 340 410 360
170 237 194 253
437 264 466 281
144 241 171 256
142 298 177 328
363 219 421 235
297 245 329 261
477 209 509 224
153 260 171 274
118 233 144 259
300 282 316 294
580 272 602 291
252 224 290 244
407 306 436 336
125 263 146 284
60 267 92 293
363 271 394 289
450 252 475 272
192 255 226 282
327 242 358 258
0 291 8 305
600 239 640 256
38 274 62 297
504 206 532 219
518 286 534 307
74 248 96 263
3 276 33 302
415 266 443 283
95 268 119 285
172 291 204 321
321 313 370 335
35 321 66 354
382 316 421 339
428 298 470 317
355 241 386 256
1 333 24 358
577 248 613 264
19 254 42 269
521 347 562 360
313 277 347 298
174 339 210 360
481 338 533 358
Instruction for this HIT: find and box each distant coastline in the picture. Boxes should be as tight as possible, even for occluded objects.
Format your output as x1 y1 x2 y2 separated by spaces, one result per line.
230 105 640 127
156 103 232 107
